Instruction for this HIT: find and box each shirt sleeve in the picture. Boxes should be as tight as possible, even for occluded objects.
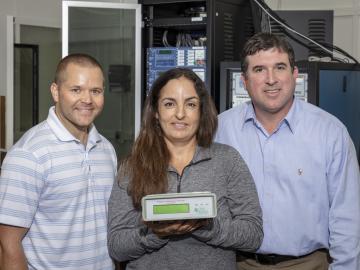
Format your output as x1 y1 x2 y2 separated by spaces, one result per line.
192 148 263 252
107 175 168 262
327 127 360 270
0 148 44 228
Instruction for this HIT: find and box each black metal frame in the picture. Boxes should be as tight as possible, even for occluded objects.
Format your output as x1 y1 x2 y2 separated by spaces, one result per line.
219 61 242 113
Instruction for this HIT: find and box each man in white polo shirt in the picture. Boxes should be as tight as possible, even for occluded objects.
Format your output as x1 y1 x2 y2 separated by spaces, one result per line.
0 54 117 269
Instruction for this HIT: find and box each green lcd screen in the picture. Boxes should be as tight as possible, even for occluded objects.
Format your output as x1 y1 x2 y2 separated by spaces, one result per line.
153 204 190 214
158 50 172 54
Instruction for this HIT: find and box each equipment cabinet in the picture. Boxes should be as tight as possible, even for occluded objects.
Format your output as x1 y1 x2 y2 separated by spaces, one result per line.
140 0 261 110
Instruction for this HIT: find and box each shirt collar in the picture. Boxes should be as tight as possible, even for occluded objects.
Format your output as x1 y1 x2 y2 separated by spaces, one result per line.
243 101 256 125
192 145 212 164
46 106 102 144
283 97 298 134
167 145 212 173
242 98 298 134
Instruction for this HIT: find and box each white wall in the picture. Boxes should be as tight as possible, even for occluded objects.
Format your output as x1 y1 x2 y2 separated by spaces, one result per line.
265 0 360 62
265 0 356 9
0 2 14 97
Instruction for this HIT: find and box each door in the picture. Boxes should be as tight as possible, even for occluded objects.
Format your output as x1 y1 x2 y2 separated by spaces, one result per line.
13 44 39 142
62 1 142 159
5 16 14 150
15 23 61 123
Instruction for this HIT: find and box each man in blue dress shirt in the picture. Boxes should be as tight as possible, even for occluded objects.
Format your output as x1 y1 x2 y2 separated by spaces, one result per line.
215 32 360 270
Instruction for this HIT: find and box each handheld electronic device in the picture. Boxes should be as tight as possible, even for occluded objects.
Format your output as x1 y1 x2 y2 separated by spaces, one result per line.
142 192 217 221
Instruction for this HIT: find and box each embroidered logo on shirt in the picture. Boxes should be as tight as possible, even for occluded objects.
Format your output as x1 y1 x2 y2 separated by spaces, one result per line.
298 168 303 175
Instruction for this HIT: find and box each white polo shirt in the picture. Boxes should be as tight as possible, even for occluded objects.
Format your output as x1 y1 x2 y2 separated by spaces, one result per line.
0 107 117 269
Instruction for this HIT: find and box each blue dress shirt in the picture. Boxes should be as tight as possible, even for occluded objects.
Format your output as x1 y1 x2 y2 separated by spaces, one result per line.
215 98 360 270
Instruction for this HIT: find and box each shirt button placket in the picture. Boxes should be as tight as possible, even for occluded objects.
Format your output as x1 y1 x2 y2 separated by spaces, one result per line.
263 137 275 246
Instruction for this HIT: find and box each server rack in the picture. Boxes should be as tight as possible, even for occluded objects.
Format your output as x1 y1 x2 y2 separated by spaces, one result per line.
139 0 261 110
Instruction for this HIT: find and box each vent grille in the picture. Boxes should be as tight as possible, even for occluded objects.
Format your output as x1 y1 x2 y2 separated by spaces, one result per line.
269 19 286 39
223 12 234 60
308 19 328 57
243 15 255 40
153 29 163 47
269 17 331 58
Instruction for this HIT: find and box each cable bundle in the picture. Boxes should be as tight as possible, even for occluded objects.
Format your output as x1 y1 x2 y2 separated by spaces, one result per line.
251 0 359 64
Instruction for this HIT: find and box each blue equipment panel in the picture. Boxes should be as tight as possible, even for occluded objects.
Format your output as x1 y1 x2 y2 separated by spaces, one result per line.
146 47 206 92
318 69 360 158
296 60 360 162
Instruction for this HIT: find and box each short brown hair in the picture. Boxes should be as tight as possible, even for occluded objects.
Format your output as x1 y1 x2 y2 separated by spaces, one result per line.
54 53 104 85
241 32 296 73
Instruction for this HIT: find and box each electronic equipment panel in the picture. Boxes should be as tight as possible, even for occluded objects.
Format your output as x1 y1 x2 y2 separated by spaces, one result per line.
295 73 308 101
142 192 217 221
146 47 206 92
230 70 250 107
